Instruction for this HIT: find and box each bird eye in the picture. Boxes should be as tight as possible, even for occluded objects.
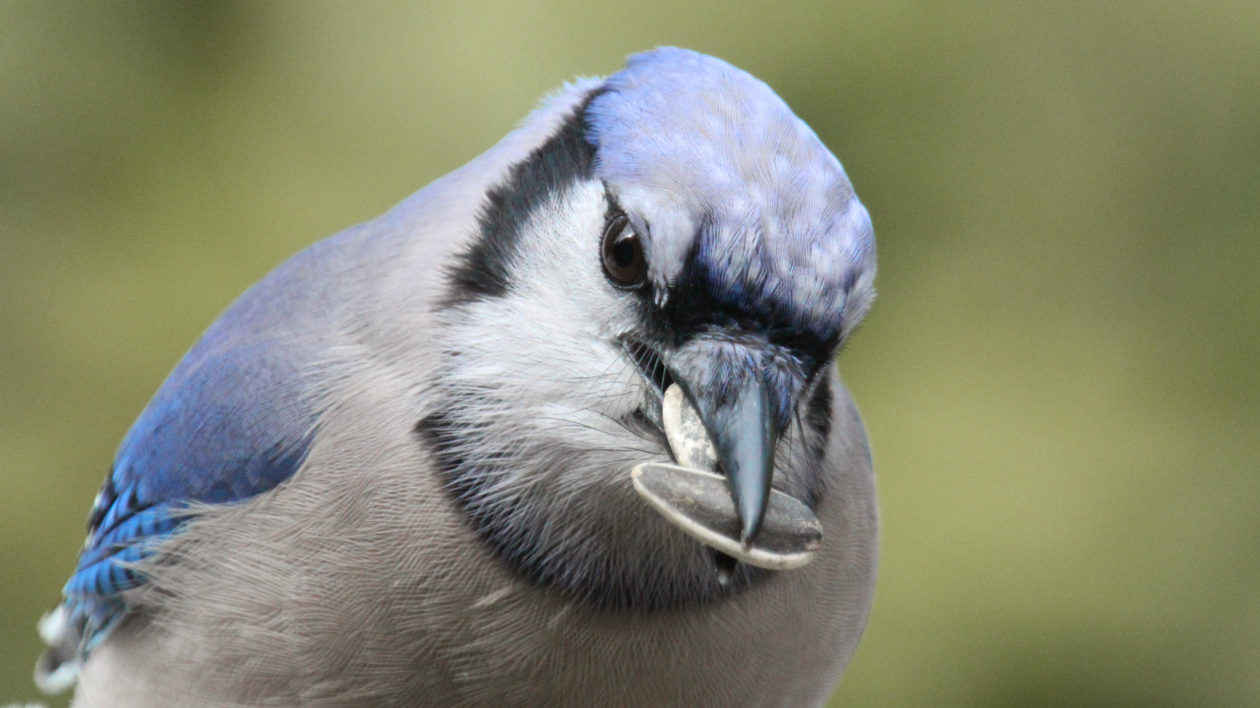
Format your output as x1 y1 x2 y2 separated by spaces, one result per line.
601 214 647 287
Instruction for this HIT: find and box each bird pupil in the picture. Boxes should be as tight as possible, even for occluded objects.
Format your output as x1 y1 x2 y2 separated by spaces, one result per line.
613 236 637 268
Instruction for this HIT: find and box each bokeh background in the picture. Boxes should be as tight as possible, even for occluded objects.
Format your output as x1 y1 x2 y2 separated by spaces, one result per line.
2 2 1257 705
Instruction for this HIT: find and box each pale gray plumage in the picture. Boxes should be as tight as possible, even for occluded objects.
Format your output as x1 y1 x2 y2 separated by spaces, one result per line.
37 48 879 707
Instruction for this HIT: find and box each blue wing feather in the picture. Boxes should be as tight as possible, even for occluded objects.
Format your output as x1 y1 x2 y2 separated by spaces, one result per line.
60 339 318 647
58 339 319 653
51 229 357 656
71 506 179 576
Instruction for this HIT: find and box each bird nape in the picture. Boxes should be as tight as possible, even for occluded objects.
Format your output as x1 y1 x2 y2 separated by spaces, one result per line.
37 47 878 707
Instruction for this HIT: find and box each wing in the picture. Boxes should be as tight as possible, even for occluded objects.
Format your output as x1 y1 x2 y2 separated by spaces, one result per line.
65 337 317 637
43 230 365 670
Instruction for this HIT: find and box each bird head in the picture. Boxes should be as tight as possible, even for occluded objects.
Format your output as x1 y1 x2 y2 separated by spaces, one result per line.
419 48 875 609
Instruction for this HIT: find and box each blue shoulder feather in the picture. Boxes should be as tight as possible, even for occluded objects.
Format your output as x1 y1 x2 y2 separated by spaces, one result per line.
62 335 318 649
52 230 358 655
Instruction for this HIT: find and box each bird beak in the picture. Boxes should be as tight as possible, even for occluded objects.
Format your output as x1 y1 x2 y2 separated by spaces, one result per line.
673 364 777 548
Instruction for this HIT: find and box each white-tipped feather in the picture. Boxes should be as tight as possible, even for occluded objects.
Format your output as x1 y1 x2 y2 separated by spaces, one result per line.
35 607 66 646
34 607 80 694
33 661 79 696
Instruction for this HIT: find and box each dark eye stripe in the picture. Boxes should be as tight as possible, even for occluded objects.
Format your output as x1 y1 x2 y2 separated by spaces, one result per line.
441 90 603 309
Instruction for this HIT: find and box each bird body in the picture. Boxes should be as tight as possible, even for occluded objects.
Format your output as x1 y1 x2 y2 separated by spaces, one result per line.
37 48 879 706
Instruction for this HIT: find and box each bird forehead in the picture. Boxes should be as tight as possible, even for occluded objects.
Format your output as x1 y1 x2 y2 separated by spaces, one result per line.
587 48 844 231
587 48 872 335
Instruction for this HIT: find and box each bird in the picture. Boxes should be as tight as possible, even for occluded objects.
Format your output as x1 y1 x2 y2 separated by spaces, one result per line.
34 47 879 707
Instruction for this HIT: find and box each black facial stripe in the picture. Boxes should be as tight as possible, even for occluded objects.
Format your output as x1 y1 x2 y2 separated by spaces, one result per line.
674 240 839 366
415 411 468 498
618 224 839 377
441 91 602 308
801 375 833 507
622 336 674 395
416 408 768 611
804 375 833 448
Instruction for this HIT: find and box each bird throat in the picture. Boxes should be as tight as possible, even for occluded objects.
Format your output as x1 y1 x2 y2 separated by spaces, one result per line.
415 398 772 612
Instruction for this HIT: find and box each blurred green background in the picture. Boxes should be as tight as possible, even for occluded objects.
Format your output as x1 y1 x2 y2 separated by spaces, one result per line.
2 2 1257 705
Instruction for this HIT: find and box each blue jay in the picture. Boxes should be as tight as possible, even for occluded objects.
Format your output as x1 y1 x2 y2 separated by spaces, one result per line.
36 47 878 706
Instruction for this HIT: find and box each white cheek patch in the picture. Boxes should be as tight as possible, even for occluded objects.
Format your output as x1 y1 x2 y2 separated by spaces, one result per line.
631 384 822 574
493 181 825 576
